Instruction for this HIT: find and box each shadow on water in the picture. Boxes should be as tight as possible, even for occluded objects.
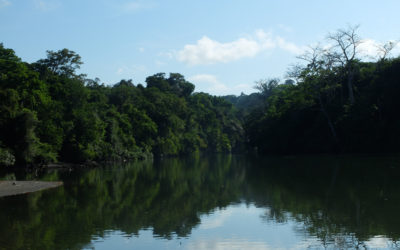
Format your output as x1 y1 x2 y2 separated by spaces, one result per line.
0 154 400 249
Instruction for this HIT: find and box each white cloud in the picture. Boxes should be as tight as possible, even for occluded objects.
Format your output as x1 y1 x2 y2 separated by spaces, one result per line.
177 30 305 65
255 29 276 49
188 74 253 95
358 39 400 60
276 36 304 54
0 0 10 8
359 39 380 58
300 39 400 63
177 36 261 65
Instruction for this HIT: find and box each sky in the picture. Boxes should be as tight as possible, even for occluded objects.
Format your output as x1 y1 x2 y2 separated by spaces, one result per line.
1 0 400 96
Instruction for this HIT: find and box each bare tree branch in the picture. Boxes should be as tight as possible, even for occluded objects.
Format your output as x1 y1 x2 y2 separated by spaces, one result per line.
376 40 398 60
326 25 361 104
327 24 361 64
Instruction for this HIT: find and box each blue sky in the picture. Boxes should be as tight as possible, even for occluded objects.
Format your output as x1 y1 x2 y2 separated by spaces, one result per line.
1 0 400 95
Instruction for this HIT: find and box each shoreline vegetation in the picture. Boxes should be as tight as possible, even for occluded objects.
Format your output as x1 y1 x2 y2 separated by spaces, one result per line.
1 26 400 168
0 44 244 167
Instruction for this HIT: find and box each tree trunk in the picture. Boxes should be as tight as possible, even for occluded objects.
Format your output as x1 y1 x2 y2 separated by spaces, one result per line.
318 95 338 142
347 68 355 104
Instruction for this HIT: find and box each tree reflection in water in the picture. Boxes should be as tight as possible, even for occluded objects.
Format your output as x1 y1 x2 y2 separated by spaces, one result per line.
0 154 399 249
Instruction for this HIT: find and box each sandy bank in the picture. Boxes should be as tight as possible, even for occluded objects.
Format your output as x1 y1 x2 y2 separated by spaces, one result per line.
0 181 63 198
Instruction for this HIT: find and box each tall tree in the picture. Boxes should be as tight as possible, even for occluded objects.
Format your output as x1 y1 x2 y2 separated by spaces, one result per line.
326 25 361 104
294 46 339 141
35 48 83 78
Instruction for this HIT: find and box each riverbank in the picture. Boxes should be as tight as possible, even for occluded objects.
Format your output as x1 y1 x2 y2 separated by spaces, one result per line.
0 181 63 198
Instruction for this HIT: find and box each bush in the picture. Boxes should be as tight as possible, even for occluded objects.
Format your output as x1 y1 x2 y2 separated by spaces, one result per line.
0 147 15 166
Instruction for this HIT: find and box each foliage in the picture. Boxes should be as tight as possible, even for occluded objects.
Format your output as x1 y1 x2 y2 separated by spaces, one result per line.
0 44 244 166
242 33 400 154
2 25 400 166
0 147 15 166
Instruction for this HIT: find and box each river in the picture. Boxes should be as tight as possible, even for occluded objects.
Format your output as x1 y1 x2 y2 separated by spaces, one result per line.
0 154 400 249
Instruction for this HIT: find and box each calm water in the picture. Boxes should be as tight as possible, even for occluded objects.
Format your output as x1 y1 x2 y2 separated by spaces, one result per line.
1 155 400 249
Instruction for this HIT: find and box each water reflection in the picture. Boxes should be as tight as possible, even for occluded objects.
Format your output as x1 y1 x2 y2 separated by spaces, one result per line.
246 156 400 247
0 154 399 249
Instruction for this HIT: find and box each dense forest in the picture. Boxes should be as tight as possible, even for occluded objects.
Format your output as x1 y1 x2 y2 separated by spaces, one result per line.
0 44 244 166
1 27 400 166
226 27 400 155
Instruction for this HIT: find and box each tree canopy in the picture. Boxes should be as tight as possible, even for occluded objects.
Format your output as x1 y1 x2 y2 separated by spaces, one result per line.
238 28 400 154
0 45 243 166
1 26 400 166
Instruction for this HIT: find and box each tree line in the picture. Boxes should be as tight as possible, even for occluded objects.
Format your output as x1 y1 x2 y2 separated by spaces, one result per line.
0 45 244 166
226 26 400 154
1 26 400 166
